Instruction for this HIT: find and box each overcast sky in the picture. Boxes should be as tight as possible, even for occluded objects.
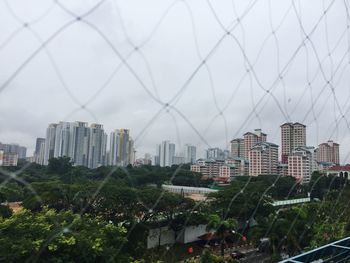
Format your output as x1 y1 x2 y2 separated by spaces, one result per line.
1 0 350 162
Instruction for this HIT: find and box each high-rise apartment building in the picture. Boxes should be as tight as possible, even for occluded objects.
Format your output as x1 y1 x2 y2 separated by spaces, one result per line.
172 155 186 165
248 142 278 176
109 130 119 166
230 138 244 158
316 140 340 165
304 146 317 172
118 129 130 166
288 147 313 184
206 147 224 159
158 140 175 167
71 121 90 167
183 144 197 164
34 138 45 165
128 138 135 165
88 124 107 169
223 150 230 159
54 122 74 158
109 129 134 166
43 122 109 168
154 155 160 166
244 129 267 159
281 122 306 163
44 123 57 165
18 146 26 159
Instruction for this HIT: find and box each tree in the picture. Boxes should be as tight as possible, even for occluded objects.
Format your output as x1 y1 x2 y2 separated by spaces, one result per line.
0 208 129 262
209 182 273 220
249 206 311 255
0 204 12 218
206 214 237 257
48 157 73 175
0 192 12 218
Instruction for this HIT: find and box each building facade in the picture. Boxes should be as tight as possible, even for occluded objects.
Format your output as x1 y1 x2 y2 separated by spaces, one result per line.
206 148 224 159
71 122 90 167
316 140 340 165
109 129 134 166
288 147 313 183
225 157 249 176
88 124 107 169
157 140 176 167
43 122 110 168
44 123 57 165
281 122 306 163
244 129 267 159
230 138 244 158
190 159 225 179
172 155 186 165
0 143 27 159
183 144 197 164
54 122 74 158
0 151 18 166
34 138 45 165
248 142 278 176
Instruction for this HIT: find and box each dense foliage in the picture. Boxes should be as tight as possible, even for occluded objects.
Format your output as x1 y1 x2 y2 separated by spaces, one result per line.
0 208 128 263
0 157 350 262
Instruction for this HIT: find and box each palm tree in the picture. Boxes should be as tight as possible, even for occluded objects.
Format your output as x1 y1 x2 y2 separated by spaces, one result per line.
206 214 238 256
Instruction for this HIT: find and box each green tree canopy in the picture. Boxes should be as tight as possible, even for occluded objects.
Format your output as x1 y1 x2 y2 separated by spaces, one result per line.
0 208 129 262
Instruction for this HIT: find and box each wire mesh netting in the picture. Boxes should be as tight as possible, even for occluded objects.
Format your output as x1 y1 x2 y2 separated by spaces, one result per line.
1 0 350 262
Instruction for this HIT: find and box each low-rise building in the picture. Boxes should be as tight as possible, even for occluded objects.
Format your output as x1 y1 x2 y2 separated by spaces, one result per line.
277 163 289 177
0 151 18 166
190 158 225 179
225 157 249 176
317 161 335 171
326 165 350 179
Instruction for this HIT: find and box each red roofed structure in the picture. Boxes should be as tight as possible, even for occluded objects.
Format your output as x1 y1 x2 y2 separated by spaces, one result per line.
326 164 350 179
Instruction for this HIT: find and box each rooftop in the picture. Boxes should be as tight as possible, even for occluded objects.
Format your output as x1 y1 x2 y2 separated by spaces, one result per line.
328 164 350 171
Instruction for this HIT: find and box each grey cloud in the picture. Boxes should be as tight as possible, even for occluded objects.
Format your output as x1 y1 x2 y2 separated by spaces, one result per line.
0 0 350 162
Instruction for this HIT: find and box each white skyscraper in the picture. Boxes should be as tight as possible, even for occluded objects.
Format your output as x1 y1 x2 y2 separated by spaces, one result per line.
54 122 74 158
34 138 45 165
71 121 90 167
159 140 175 167
183 144 197 164
44 123 57 165
43 122 133 168
128 138 135 165
109 130 119 166
118 129 130 166
88 124 107 169
109 129 134 166
206 147 224 159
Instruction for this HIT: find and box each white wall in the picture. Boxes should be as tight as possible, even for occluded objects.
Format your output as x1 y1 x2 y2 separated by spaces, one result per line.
147 226 176 249
147 224 209 249
178 224 208 244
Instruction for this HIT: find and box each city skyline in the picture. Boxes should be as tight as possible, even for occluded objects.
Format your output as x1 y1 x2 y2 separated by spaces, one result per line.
3 119 345 166
1 1 350 164
17 119 342 171
5 117 349 163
